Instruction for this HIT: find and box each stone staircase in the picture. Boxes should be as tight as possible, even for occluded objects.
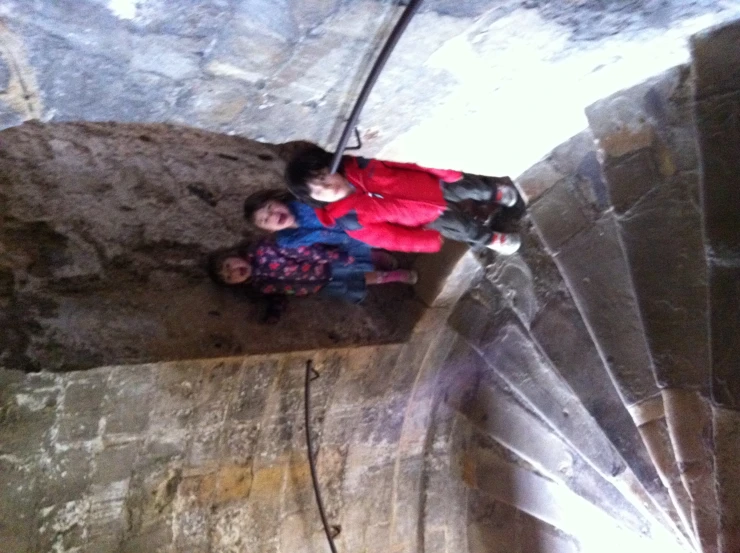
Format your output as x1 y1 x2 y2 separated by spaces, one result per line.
1 13 739 553
440 18 739 553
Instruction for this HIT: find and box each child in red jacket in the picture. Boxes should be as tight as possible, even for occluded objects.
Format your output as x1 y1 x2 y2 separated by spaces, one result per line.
284 145 521 254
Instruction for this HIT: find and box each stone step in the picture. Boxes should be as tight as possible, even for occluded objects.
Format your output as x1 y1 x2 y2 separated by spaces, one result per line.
447 289 685 543
439 335 656 538
523 131 698 542
485 216 662 498
460 421 689 553
585 64 718 552
691 19 740 551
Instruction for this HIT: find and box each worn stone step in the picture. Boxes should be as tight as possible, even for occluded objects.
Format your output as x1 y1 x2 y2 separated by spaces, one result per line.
460 423 689 553
585 64 718 552
691 19 740 552
447 290 685 542
524 131 699 542
485 216 662 496
439 335 655 538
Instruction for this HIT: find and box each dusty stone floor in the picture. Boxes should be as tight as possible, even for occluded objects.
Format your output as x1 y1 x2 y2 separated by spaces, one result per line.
0 122 423 372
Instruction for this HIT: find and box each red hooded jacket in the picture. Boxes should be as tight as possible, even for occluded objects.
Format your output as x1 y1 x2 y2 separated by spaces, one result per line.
314 157 462 252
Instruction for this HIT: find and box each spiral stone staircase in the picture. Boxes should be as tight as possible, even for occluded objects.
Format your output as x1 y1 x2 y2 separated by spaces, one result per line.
0 11 739 553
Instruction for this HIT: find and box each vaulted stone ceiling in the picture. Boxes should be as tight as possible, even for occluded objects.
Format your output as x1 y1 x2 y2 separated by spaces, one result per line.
1 0 738 174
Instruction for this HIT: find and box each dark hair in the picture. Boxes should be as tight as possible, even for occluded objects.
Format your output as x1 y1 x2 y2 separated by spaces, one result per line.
207 245 251 287
243 189 293 224
285 144 335 206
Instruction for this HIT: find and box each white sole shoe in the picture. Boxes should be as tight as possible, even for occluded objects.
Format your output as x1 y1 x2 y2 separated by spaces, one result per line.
487 232 521 255
495 184 519 207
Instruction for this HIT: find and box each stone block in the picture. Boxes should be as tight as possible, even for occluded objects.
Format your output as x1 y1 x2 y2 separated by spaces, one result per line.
37 447 92 507
93 443 140 486
187 423 226 466
26 32 130 122
447 288 505 346
120 519 173 553
529 178 590 252
692 20 740 100
413 241 482 308
63 373 107 415
0 461 37 553
713 405 740 552
0 99 23 130
586 82 659 159
554 214 657 406
230 359 279 422
206 10 294 84
487 220 566 327
0 388 57 453
132 0 234 39
518 514 580 553
467 492 519 553
708 264 740 408
57 412 101 442
602 148 659 214
130 35 202 81
696 92 740 254
475 321 629 481
616 175 709 389
223 421 262 462
530 296 660 488
104 370 154 436
515 159 564 203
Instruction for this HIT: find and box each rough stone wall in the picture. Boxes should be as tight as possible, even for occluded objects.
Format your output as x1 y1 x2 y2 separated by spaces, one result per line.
0 307 678 553
0 122 422 371
0 312 465 553
1 0 738 176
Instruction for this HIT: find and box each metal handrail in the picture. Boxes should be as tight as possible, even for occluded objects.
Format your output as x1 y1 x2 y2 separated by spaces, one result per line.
329 0 425 174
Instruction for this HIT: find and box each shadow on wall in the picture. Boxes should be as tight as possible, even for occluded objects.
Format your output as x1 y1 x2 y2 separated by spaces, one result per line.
0 121 424 372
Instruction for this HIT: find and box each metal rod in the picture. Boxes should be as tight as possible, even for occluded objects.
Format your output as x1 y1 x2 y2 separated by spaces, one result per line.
304 360 338 553
329 0 425 174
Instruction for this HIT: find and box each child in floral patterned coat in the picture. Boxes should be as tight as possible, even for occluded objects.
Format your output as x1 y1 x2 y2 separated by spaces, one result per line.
208 239 416 322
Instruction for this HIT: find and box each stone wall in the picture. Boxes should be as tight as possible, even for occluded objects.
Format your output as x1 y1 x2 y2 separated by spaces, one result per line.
0 308 678 553
0 313 464 553
0 122 422 371
1 0 738 176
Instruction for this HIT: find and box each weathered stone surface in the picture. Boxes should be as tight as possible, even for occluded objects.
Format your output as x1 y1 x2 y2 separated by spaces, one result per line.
529 178 592 252
696 93 740 259
0 0 736 176
463 432 683 553
707 265 740 408
552 214 658 406
486 220 568 328
713 405 740 553
0 122 422 371
414 241 482 308
602 148 659 214
692 20 740 100
615 175 709 389
692 20 740 412
531 296 662 490
443 339 651 536
515 130 605 209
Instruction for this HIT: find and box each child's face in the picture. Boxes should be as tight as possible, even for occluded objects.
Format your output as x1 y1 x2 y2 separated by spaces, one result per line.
253 201 296 232
219 257 252 285
308 171 353 203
